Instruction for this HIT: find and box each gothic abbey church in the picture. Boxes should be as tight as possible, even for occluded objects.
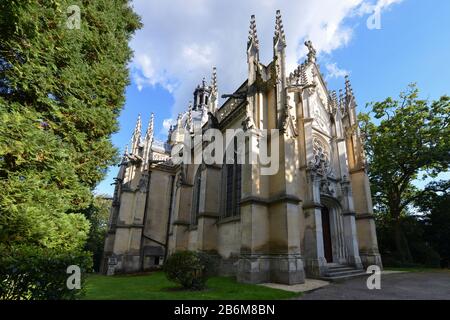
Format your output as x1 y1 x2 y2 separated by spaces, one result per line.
102 11 382 284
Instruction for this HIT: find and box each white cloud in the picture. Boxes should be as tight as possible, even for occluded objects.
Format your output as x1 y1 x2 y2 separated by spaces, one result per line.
325 62 349 79
130 0 402 118
357 0 403 15
162 118 175 131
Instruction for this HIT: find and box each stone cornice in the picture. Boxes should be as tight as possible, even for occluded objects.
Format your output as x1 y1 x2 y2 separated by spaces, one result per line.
217 215 241 225
240 194 302 207
302 201 323 210
198 212 220 219
115 223 144 229
355 213 375 220
172 220 190 226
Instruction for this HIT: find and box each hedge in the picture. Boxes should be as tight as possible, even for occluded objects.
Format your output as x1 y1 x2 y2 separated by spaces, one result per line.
0 245 92 300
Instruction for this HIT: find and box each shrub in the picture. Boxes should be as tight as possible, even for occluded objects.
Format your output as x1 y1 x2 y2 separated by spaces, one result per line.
0 245 92 300
163 251 212 290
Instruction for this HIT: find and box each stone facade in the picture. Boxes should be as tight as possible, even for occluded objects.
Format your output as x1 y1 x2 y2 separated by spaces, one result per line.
102 11 382 284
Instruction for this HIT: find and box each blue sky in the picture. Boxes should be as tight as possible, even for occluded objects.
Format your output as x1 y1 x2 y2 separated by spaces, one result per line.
95 0 450 196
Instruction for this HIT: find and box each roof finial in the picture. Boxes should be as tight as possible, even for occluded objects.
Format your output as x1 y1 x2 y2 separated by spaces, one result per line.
211 67 218 93
145 113 154 141
274 10 286 48
210 66 219 113
345 75 353 97
176 113 182 127
187 102 193 132
134 114 142 134
132 114 142 143
304 40 316 64
248 14 259 51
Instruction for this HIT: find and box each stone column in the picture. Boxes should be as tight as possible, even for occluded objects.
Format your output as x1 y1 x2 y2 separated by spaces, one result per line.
339 177 363 268
237 129 271 283
265 132 305 284
169 175 193 252
351 169 383 268
302 170 327 277
196 165 220 253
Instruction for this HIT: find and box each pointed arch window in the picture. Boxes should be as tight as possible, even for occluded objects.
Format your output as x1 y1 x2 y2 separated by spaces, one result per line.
223 137 242 218
191 169 202 225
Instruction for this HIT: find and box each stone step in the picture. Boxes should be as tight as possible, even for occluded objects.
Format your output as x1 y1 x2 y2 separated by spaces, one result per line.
322 269 367 282
326 269 365 276
327 266 355 272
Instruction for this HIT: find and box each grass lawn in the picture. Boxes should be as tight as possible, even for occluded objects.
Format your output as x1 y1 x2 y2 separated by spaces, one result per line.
83 272 301 300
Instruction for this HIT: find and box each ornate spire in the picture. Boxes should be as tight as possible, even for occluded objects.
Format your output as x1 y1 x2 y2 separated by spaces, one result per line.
131 114 142 148
339 89 345 113
176 113 182 128
274 10 286 48
304 40 316 64
329 90 338 114
210 66 219 113
247 14 259 51
345 75 353 98
187 102 193 132
134 114 142 135
211 67 218 94
145 113 154 141
124 144 129 155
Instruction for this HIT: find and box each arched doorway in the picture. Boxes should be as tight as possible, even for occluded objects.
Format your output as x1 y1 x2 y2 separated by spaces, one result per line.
321 206 333 263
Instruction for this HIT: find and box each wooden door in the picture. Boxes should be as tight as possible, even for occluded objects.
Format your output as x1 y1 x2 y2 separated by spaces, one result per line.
321 206 333 263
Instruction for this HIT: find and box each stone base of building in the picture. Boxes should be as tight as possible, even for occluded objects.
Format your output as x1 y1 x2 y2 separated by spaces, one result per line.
360 252 383 270
304 257 328 278
347 255 364 269
104 253 141 275
236 254 305 285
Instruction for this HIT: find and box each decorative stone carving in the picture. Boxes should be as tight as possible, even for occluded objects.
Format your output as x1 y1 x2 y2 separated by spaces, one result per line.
281 96 298 138
320 178 335 196
312 137 332 176
305 40 317 64
138 173 149 192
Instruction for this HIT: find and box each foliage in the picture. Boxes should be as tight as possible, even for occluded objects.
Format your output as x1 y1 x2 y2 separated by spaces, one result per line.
376 213 441 268
84 195 111 272
163 251 213 290
359 84 450 262
0 244 92 300
83 272 299 300
415 180 450 268
0 1 140 249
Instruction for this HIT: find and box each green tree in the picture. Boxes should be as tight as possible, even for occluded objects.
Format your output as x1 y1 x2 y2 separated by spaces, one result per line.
0 0 141 251
84 195 111 272
415 180 450 268
359 84 450 262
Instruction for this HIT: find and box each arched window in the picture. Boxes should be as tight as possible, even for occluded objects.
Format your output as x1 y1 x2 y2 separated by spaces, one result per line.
191 169 202 225
223 138 242 218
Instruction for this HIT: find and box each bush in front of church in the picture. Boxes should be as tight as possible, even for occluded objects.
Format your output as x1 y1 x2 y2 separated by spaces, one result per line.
0 244 92 300
163 251 211 290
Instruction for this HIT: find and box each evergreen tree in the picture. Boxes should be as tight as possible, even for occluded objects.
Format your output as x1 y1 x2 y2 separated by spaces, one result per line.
0 0 141 250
